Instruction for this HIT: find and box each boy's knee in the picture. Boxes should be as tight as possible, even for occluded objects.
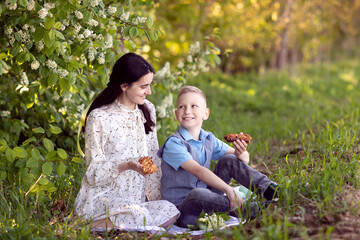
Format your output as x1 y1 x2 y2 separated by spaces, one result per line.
218 154 243 167
186 188 209 201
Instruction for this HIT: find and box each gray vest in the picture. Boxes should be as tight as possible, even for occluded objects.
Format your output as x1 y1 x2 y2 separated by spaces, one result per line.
158 130 213 206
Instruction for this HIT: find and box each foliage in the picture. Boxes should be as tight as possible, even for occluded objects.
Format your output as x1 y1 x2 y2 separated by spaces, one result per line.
1 59 359 239
150 0 360 72
0 0 220 208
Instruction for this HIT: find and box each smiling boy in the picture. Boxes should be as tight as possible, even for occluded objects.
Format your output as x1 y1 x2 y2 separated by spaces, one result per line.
157 86 279 227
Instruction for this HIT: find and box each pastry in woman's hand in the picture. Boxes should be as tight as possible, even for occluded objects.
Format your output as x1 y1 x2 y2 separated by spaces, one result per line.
138 156 158 174
224 133 252 144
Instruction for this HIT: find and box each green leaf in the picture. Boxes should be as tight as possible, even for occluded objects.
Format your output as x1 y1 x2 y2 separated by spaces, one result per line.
47 74 58 86
59 78 70 91
147 16 153 28
45 17 55 30
214 54 221 65
0 53 7 59
19 0 29 7
39 178 49 185
54 30 65 40
42 162 53 175
44 30 55 48
0 139 7 146
71 157 83 163
31 148 41 160
57 162 66 176
50 125 62 134
34 27 45 42
14 147 28 158
57 148 68 160
32 127 45 134
53 22 62 29
10 45 20 56
0 171 6 181
150 30 158 41
22 137 36 146
0 146 6 153
26 157 39 168
15 158 26 168
43 138 54 152
6 148 15 163
129 27 139 38
46 151 58 161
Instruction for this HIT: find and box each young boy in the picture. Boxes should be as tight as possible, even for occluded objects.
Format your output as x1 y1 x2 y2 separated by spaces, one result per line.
157 86 279 227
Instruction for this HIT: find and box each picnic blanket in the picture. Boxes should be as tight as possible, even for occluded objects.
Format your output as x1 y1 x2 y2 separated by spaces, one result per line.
91 216 245 236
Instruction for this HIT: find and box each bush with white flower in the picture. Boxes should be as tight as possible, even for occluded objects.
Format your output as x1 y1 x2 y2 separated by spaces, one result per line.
0 0 220 205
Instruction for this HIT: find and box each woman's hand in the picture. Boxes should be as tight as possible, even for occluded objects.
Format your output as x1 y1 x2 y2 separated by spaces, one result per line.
118 161 149 176
225 186 244 211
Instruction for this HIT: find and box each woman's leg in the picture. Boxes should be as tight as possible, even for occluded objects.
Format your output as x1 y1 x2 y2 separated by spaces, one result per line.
160 215 178 228
91 218 114 229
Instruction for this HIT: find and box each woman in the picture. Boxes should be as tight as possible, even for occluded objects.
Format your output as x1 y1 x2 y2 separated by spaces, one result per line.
74 53 179 229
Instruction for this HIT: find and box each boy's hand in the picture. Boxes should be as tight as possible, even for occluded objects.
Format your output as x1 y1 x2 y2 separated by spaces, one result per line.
233 135 250 162
226 187 244 211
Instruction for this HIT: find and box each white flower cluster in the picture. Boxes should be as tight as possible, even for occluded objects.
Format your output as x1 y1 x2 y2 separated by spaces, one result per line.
57 69 69 78
38 8 48 19
90 0 100 7
88 48 95 62
0 111 11 118
97 52 105 64
31 61 40 70
36 40 45 52
189 41 201 55
88 19 99 27
108 6 117 15
27 0 35 11
5 0 17 10
20 71 29 85
120 12 130 21
104 34 113 49
52 91 61 101
46 59 57 71
38 3 55 20
155 62 171 79
75 10 83 19
198 213 226 230
156 93 173 118
132 16 147 25
198 58 210 72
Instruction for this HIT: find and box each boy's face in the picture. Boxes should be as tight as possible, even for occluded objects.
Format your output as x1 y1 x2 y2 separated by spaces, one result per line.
175 92 209 131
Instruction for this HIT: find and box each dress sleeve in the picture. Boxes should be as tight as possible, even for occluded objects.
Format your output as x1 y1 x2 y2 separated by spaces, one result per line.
84 110 119 186
145 101 162 201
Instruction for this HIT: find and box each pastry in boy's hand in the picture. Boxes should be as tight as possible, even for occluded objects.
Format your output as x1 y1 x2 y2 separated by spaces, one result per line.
224 133 252 144
138 156 158 174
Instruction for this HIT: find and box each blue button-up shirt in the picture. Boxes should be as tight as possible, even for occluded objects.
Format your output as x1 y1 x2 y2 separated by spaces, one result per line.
162 126 229 170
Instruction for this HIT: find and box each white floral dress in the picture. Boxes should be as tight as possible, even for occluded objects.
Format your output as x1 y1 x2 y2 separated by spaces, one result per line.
74 99 179 227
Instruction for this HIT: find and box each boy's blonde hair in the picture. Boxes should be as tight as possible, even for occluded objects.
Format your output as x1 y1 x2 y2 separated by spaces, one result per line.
177 85 206 104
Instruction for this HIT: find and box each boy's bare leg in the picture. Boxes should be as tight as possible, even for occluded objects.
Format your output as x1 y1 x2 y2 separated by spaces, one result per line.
92 218 114 229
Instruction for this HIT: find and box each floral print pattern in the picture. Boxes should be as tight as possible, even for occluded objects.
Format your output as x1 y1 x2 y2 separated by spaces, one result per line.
75 99 179 227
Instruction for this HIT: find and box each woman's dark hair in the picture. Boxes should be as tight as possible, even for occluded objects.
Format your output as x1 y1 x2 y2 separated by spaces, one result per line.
86 52 155 134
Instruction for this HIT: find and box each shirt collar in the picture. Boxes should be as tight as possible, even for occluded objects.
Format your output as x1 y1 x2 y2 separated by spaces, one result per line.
114 99 146 123
178 126 210 142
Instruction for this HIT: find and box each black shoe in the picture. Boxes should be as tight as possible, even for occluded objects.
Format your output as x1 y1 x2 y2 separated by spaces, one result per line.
263 183 280 201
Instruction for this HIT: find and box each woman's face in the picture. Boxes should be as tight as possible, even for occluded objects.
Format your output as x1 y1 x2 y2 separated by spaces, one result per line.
120 72 153 109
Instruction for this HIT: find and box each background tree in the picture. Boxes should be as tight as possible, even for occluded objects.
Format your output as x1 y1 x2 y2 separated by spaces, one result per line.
0 0 219 205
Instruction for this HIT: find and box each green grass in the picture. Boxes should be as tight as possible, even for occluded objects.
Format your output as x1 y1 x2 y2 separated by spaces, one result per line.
1 60 360 239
